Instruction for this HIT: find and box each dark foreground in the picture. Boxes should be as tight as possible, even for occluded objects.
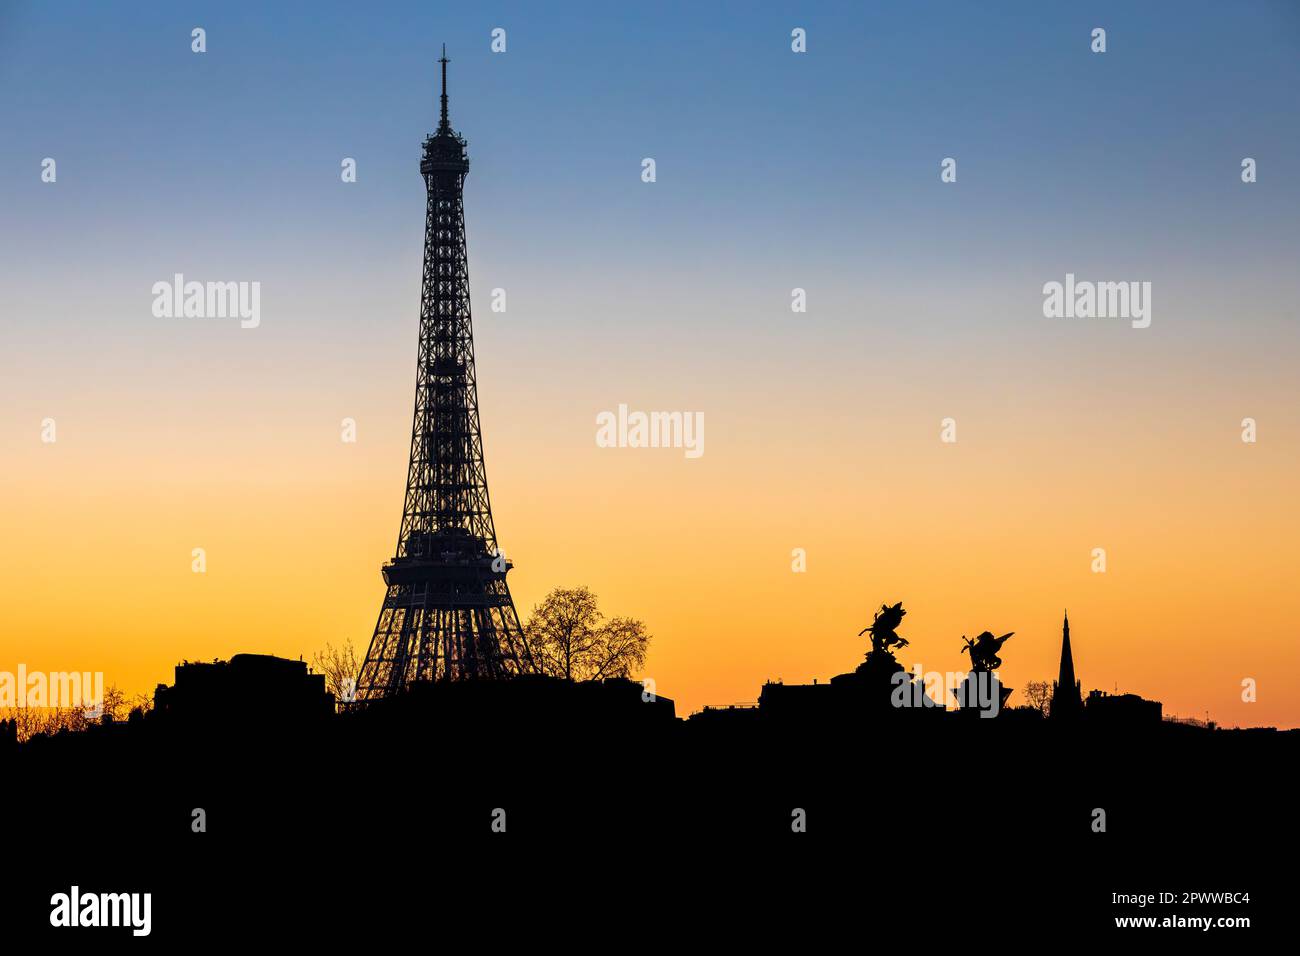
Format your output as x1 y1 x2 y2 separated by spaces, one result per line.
1 679 1288 941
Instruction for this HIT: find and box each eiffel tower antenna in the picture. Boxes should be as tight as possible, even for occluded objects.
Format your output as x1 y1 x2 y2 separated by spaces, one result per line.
438 44 450 133
355 49 535 698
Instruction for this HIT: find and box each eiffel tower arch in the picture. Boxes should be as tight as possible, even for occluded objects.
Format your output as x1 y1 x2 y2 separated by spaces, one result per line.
355 49 535 698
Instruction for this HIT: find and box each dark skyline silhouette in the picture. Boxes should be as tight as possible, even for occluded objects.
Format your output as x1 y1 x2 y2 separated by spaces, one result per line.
3 591 1289 939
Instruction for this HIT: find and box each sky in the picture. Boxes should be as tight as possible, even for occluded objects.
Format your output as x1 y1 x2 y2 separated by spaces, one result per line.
2 1 1299 727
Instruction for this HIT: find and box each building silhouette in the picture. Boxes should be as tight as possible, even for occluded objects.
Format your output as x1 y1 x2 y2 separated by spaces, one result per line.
1085 689 1162 725
153 654 334 725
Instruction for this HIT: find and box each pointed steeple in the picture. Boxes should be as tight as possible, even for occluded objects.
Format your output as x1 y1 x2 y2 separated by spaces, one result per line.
1058 610 1075 689
1051 610 1082 719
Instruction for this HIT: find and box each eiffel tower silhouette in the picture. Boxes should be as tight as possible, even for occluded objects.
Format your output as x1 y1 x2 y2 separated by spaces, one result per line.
355 48 534 698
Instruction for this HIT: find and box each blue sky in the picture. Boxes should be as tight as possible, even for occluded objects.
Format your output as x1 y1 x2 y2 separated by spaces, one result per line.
4 1 1298 300
4 0 1300 473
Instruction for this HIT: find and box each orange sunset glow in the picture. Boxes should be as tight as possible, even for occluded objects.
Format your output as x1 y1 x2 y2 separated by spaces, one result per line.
5 293 1298 728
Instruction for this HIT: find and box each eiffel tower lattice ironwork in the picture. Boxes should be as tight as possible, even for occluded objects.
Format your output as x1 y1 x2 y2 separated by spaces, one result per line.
355 48 534 698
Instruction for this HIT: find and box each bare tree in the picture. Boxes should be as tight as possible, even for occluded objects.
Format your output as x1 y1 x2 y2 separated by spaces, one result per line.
312 639 360 706
0 684 158 742
523 587 650 681
128 690 154 719
1023 680 1052 717
0 706 48 742
99 684 128 721
586 617 650 680
0 705 86 741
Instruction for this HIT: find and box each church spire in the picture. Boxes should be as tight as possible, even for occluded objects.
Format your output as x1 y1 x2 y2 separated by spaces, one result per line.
1059 611 1074 688
1051 610 1082 719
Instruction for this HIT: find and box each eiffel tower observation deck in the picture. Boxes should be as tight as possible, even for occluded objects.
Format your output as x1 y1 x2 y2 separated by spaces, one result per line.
355 48 535 698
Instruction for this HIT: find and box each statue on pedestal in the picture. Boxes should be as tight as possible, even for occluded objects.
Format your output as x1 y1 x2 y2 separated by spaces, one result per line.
954 630 1015 716
859 602 911 660
840 602 919 710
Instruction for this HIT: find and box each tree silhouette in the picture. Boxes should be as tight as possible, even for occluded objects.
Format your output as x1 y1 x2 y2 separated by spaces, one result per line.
0 683 149 741
1023 680 1052 717
312 639 360 706
523 586 650 681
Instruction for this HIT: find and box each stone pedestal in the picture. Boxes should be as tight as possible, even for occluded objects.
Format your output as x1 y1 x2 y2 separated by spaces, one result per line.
828 651 925 713
951 671 1012 718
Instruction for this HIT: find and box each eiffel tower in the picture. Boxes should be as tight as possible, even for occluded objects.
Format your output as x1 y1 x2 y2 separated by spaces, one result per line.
355 49 534 698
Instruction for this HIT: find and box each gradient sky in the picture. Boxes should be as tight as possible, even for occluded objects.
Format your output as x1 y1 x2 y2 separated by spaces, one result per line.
2 1 1299 727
